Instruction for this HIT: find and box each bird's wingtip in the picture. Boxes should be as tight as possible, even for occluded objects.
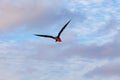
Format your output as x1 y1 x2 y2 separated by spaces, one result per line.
68 19 72 23
34 34 38 36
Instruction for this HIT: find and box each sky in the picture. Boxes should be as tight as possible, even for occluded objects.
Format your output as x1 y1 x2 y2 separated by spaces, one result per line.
0 0 120 80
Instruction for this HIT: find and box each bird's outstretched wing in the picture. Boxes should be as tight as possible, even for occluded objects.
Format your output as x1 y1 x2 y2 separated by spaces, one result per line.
34 34 55 39
57 20 71 37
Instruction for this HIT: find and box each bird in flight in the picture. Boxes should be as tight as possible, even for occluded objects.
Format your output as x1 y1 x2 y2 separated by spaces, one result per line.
34 20 71 42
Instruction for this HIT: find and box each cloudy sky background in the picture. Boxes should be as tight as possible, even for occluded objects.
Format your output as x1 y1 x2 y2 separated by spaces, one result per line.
0 0 120 80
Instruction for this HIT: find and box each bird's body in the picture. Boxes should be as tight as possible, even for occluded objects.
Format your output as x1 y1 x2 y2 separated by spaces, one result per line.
56 37 62 42
35 20 71 42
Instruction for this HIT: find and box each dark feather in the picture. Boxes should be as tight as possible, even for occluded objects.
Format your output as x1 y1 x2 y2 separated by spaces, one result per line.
57 20 71 37
34 34 55 39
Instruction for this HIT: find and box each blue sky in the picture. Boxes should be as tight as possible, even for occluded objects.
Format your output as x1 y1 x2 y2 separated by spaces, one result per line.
0 0 120 80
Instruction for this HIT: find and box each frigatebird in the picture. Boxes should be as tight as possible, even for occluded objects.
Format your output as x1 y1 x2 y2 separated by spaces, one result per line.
34 20 71 42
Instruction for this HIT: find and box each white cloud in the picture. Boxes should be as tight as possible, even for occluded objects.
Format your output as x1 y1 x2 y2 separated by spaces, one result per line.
0 32 120 79
85 58 120 80
0 0 58 30
0 43 106 80
65 0 104 6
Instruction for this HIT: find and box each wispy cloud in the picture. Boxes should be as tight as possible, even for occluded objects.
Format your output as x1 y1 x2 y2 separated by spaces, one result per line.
0 0 58 30
85 58 120 80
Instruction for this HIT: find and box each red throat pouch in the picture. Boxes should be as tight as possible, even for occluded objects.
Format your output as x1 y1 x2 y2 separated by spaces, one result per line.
57 38 61 42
